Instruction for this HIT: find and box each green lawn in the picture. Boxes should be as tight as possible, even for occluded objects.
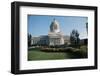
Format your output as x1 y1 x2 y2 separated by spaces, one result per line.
28 46 88 61
28 49 68 61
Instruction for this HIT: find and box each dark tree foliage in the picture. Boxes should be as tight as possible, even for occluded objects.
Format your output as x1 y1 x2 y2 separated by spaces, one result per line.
28 33 32 47
70 29 80 47
86 22 88 34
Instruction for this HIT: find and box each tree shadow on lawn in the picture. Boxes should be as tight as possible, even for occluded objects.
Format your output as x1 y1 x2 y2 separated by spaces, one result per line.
65 49 88 59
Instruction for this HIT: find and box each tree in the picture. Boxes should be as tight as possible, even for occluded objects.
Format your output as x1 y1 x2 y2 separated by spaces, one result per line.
28 33 32 47
86 22 88 34
70 29 80 47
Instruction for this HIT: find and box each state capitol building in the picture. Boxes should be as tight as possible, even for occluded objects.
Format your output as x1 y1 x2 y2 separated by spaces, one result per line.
30 19 70 46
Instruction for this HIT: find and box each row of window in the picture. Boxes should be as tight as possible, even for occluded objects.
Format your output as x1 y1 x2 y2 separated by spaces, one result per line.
31 38 61 45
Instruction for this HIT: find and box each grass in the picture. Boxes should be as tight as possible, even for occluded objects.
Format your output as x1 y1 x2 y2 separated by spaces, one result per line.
28 49 67 61
28 45 88 61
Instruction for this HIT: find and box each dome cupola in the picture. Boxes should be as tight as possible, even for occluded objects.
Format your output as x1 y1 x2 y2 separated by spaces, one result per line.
50 19 60 33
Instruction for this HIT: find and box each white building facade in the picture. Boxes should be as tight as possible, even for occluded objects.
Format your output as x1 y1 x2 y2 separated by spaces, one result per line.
31 19 69 46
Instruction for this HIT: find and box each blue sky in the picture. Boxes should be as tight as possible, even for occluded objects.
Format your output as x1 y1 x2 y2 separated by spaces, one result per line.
28 15 88 39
